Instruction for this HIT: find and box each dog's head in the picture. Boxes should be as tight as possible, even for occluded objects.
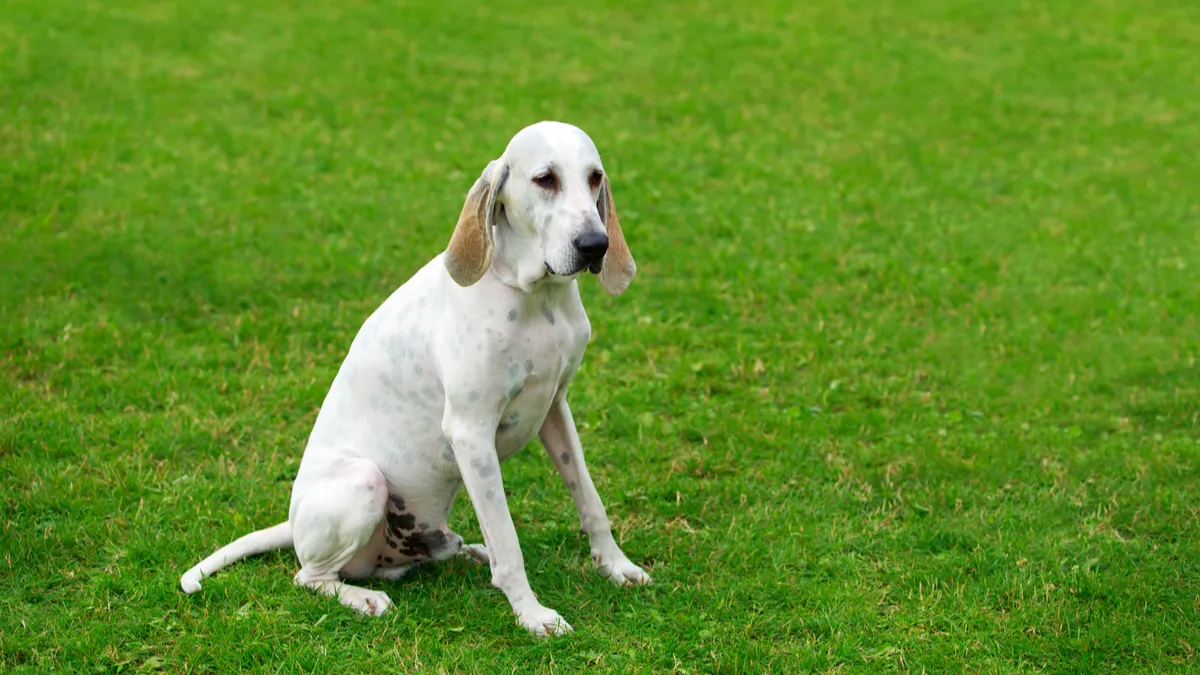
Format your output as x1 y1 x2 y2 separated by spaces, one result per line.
444 121 636 295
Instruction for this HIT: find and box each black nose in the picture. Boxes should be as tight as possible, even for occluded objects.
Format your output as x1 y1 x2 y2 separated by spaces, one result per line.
573 231 609 262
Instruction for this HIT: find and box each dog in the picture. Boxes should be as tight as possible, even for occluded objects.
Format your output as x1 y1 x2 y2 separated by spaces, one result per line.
180 121 651 636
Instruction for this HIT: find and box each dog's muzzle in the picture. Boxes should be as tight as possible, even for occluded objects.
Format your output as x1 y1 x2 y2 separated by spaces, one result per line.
544 231 609 277
572 231 608 275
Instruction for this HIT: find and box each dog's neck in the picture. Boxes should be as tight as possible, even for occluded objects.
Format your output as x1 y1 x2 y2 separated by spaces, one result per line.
485 255 579 300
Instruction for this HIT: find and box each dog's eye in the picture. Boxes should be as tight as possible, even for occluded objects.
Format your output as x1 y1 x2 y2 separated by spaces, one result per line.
589 171 604 189
533 173 558 190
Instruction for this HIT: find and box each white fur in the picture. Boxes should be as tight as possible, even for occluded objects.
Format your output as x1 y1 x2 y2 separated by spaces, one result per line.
180 121 651 637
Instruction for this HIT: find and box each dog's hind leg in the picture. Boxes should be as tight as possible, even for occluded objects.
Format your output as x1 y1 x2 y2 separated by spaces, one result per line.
458 543 490 564
289 456 394 616
370 565 413 581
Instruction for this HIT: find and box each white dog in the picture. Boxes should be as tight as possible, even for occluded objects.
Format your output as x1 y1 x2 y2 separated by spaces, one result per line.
180 121 651 636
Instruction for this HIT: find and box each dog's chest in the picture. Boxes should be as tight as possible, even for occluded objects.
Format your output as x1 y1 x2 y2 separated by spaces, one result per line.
494 378 556 460
490 323 587 460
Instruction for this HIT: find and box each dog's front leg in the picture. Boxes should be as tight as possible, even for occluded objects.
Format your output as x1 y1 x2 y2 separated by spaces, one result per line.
443 415 572 637
539 397 653 587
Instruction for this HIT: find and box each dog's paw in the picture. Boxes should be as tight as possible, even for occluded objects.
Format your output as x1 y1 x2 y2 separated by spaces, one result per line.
593 552 653 587
338 586 393 616
458 543 489 565
517 605 573 637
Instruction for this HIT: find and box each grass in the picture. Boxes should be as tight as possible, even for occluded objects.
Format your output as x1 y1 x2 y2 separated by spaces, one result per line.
2 0 1198 671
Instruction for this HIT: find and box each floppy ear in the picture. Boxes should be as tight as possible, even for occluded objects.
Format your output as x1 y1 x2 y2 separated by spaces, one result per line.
445 162 509 286
596 176 636 295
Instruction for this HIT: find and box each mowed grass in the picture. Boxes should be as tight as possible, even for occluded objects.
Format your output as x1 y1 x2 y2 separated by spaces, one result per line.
2 0 1198 672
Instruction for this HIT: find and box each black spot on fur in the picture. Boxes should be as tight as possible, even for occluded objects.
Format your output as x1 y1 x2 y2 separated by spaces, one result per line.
387 512 416 532
560 452 571 464
386 495 418 534
507 309 518 322
422 530 448 552
401 533 429 557
386 512 403 532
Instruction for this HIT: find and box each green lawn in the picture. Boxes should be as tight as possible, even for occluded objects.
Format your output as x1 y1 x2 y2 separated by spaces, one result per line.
2 0 1198 672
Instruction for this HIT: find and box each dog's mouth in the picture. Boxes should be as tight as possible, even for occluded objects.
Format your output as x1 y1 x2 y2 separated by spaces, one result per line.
544 260 604 277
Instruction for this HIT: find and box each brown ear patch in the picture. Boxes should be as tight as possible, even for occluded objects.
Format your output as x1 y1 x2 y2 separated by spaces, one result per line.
445 164 508 287
597 178 636 295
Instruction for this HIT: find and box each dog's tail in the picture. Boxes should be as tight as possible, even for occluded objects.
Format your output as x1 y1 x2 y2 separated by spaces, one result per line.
180 521 293 594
